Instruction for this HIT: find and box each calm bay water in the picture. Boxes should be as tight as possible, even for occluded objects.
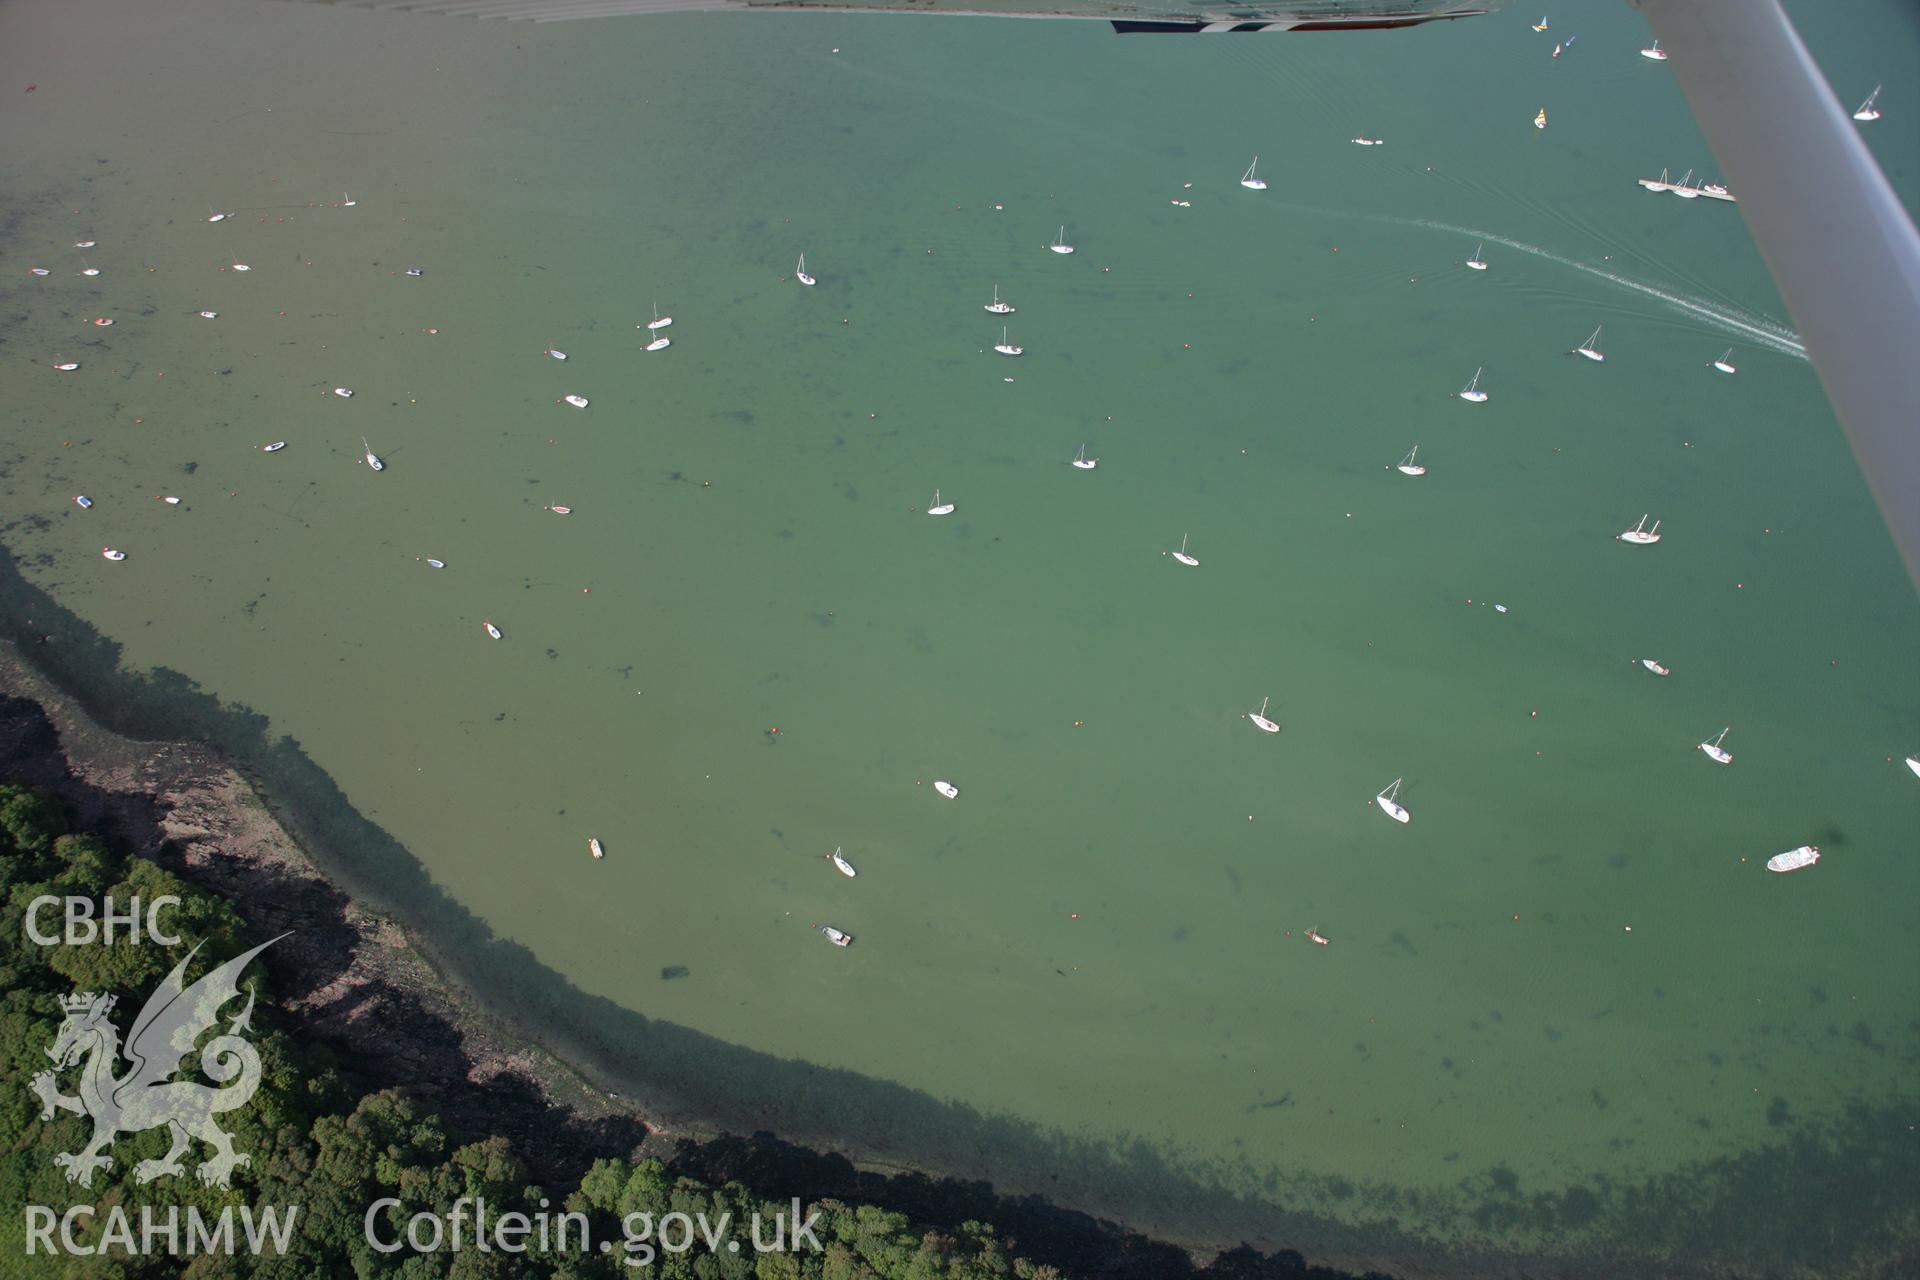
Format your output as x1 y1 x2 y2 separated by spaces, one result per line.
3 0 1916 1272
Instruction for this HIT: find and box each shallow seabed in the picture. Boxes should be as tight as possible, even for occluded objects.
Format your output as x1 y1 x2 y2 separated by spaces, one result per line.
2 0 1916 1274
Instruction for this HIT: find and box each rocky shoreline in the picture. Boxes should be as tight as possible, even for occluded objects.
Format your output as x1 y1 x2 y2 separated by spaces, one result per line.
0 648 1374 1280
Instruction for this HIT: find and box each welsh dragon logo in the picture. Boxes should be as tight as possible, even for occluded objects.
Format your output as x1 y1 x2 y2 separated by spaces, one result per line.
32 935 283 1189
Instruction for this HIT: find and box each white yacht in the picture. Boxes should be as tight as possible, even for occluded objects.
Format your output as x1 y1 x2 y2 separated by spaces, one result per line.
796 253 815 286
646 304 672 330
1459 367 1488 403
1711 349 1737 374
333 386 354 398
934 780 959 799
1672 169 1700 198
363 437 384 472
1240 156 1267 190
818 924 854 947
589 838 605 859
1638 168 1672 193
1071 444 1097 470
1853 86 1881 122
1169 533 1199 567
927 489 954 516
646 329 671 352
985 284 1014 315
1574 326 1606 362
1375 777 1410 824
101 547 126 562
564 395 590 409
1050 225 1074 255
483 620 503 640
1396 446 1425 477
1618 514 1661 545
1698 726 1733 765
546 348 568 360
1248 696 1280 734
1766 846 1819 873
1465 242 1488 271
1640 659 1671 676
993 326 1023 356
262 441 286 452
829 846 857 878
1640 39 1667 61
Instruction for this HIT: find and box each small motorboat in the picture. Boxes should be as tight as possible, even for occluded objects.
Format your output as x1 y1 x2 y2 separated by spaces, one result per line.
93 318 113 327
646 331 671 352
231 263 250 272
546 348 568 360
363 437 384 472
1698 726 1733 764
206 211 230 223
563 395 589 409
934 780 959 799
1170 532 1199 567
403 268 423 277
1711 349 1737 374
589 838 605 859
796 253 815 286
1375 777 1410 824
73 495 92 509
426 558 446 569
985 284 1014 315
1240 156 1267 190
1640 659 1671 676
1350 136 1383 146
646 304 672 330
1396 446 1425 477
333 386 354 398
30 267 51 276
993 326 1023 356
53 363 79 372
1534 108 1547 130
75 240 97 249
1493 604 1509 614
198 310 218 319
1248 696 1280 734
159 496 180 506
1618 514 1661 545
818 924 853 948
829 846 857 877
1072 444 1097 471
1170 199 1192 208
1305 927 1330 946
927 488 954 516
1458 367 1488 403
1699 182 1733 199
1465 242 1488 271
483 620 502 640
101 547 125 561
263 441 286 452
1050 225 1074 255
1766 845 1819 873
545 505 572 515
1640 39 1668 61
79 267 101 277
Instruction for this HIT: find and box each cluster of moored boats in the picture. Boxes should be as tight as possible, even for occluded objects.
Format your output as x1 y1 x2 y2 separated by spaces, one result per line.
808 781 958 948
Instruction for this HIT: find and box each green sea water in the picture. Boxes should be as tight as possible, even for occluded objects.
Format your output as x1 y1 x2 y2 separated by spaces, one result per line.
3 0 1917 1273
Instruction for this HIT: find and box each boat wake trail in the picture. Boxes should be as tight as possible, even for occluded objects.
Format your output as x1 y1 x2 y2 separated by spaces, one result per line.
1361 212 1808 360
